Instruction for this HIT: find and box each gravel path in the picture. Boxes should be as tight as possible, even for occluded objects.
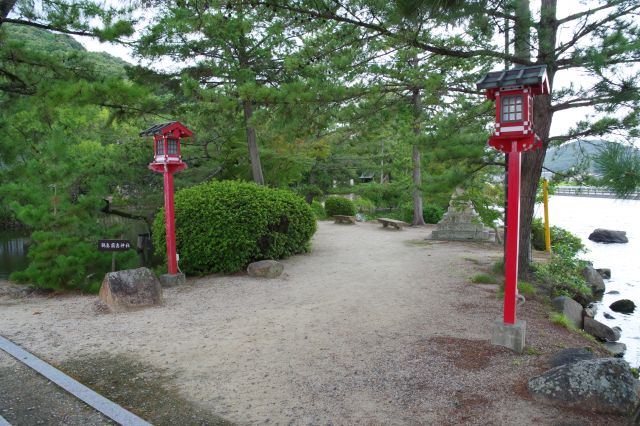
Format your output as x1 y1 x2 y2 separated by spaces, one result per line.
0 221 623 425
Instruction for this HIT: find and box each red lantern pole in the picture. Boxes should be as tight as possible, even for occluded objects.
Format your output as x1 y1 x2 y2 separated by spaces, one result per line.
503 143 521 324
163 166 178 275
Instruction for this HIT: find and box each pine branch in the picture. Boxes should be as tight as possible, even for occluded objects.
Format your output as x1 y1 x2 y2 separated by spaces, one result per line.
247 0 534 65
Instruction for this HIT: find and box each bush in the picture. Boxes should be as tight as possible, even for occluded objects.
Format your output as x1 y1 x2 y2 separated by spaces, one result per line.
310 200 326 219
152 181 317 275
399 201 445 224
531 218 585 257
353 197 375 214
324 196 356 216
533 246 591 303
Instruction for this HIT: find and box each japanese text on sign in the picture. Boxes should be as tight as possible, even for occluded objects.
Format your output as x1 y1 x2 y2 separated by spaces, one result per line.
98 239 132 251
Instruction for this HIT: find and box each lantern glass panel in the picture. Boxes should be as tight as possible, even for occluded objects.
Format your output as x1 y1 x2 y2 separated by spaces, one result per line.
155 139 164 155
501 95 523 122
167 138 178 155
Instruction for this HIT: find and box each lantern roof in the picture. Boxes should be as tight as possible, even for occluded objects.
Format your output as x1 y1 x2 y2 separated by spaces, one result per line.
476 65 549 91
139 121 193 138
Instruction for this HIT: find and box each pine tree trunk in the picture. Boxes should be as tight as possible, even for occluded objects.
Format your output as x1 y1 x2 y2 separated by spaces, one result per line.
517 0 557 278
242 99 265 185
0 0 17 23
411 84 426 226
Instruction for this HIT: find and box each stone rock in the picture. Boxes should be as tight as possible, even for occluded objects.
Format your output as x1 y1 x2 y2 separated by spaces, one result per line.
548 348 595 368
610 299 636 314
551 296 584 329
588 229 628 244
247 260 283 278
583 303 597 319
596 268 611 279
428 188 495 242
603 342 627 358
527 358 639 415
583 317 621 342
98 267 163 312
581 265 605 295
603 312 615 320
606 290 620 295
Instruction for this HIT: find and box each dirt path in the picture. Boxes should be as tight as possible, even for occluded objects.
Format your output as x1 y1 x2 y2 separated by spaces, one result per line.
0 221 622 425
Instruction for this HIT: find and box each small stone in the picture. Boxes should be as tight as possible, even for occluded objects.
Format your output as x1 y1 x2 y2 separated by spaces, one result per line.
606 290 620 295
247 260 284 278
583 317 620 342
551 296 583 329
98 267 163 312
603 342 626 357
609 299 636 314
603 312 615 320
583 303 597 318
581 266 605 295
588 229 628 244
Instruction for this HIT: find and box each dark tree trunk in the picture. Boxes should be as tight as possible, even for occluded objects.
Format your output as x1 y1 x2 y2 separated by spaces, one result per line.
517 0 557 278
242 99 265 185
411 85 426 226
0 0 16 24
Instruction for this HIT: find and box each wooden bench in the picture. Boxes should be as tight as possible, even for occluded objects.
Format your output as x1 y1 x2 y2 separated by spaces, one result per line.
333 215 356 224
377 217 408 230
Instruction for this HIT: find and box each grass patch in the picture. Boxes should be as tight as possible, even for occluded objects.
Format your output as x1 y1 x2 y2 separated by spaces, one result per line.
491 259 505 274
496 280 537 299
524 347 543 356
517 281 536 296
549 312 576 330
471 273 498 284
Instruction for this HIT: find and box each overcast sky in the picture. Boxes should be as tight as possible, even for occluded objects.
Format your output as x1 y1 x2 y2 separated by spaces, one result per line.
73 1 634 140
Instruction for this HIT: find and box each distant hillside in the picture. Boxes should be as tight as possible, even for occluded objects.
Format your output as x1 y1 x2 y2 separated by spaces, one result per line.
2 24 131 78
543 139 613 175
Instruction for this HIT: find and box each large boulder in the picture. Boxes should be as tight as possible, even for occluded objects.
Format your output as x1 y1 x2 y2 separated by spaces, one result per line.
247 260 284 278
596 268 611 279
610 299 636 314
583 317 621 342
527 358 639 415
551 296 584 329
98 268 163 312
588 229 628 244
581 265 606 295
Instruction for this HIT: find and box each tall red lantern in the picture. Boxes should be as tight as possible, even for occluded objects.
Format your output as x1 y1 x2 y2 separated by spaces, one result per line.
140 121 192 283
477 65 549 351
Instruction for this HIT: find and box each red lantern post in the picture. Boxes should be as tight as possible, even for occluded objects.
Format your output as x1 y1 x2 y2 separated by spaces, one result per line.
477 66 550 351
140 122 193 285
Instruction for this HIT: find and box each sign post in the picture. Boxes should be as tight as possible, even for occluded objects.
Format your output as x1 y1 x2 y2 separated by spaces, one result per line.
476 65 550 351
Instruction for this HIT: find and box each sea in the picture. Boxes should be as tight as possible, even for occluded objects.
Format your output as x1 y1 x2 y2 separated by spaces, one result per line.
535 196 640 367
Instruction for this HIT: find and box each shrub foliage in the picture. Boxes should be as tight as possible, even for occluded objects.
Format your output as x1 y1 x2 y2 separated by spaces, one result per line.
324 196 356 216
153 181 317 275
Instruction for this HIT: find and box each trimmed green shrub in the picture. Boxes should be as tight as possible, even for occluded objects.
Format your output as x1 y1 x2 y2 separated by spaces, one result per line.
311 200 327 219
324 196 356 216
152 181 317 275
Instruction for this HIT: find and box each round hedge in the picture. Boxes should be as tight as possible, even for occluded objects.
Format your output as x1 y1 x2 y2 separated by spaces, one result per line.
324 196 356 216
153 180 317 275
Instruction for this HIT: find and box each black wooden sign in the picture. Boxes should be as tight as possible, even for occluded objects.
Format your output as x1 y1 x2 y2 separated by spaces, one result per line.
98 239 132 251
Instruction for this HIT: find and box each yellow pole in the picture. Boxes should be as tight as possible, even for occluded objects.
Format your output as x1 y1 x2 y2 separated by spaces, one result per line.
543 179 551 253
